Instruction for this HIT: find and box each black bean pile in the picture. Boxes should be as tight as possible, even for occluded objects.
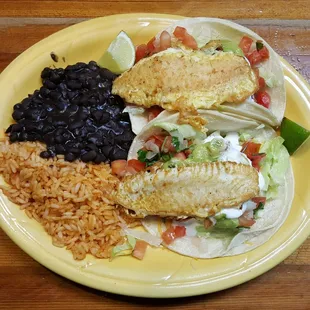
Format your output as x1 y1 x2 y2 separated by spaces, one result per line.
5 61 135 163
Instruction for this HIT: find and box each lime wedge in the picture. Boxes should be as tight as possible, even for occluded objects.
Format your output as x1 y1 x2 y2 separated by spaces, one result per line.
280 117 310 155
98 31 135 74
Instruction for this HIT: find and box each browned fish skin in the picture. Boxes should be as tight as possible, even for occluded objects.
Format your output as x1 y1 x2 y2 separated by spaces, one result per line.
113 162 259 218
112 50 259 111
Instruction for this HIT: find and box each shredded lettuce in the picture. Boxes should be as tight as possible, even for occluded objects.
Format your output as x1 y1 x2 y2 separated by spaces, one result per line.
259 136 289 198
127 235 137 248
239 131 252 143
123 228 162 247
189 25 213 48
221 40 244 56
238 125 276 144
111 243 132 259
259 67 278 88
111 235 137 260
265 184 279 200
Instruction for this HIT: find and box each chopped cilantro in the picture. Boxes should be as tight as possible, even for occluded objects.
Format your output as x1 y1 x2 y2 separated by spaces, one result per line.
172 136 180 151
137 149 147 162
256 41 264 51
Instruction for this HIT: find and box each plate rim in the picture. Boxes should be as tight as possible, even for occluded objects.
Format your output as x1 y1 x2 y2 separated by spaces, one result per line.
0 13 309 298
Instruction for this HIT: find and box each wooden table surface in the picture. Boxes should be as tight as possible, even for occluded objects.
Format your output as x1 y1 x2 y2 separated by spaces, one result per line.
0 1 309 309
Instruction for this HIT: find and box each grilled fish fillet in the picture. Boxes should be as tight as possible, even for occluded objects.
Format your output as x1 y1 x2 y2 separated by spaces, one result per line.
113 162 259 218
112 50 259 111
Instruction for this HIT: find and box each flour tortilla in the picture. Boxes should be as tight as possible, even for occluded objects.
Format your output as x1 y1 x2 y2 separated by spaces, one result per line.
127 112 293 258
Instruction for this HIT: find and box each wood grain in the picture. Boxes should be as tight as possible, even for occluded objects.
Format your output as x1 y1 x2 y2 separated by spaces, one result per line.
0 1 310 309
0 231 309 310
0 0 310 19
0 19 309 82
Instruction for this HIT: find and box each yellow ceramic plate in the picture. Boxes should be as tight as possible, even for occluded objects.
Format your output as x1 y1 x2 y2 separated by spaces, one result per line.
0 14 309 298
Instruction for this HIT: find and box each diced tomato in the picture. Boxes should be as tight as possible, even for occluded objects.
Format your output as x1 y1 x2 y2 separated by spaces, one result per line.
258 77 266 89
161 227 176 245
147 36 156 55
182 34 198 49
127 159 146 172
248 153 266 171
174 226 186 238
173 26 186 38
161 226 186 244
184 149 192 157
247 44 269 65
173 26 198 49
258 46 269 60
241 142 265 171
112 159 146 177
247 50 262 66
255 90 271 109
204 218 213 229
252 197 267 205
174 152 186 160
241 142 261 157
111 160 127 176
159 30 171 51
239 36 253 54
238 212 256 227
135 44 148 63
148 106 163 121
132 240 148 260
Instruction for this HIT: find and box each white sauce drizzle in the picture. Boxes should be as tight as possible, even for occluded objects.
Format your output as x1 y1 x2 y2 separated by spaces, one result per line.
203 132 262 221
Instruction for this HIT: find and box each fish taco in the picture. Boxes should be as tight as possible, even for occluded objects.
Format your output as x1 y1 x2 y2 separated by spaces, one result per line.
112 18 285 133
112 112 294 258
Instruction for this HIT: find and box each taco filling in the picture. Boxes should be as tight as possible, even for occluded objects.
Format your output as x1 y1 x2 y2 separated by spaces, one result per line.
112 119 290 254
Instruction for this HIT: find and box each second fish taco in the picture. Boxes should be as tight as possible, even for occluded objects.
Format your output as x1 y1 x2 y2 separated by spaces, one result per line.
112 17 285 132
